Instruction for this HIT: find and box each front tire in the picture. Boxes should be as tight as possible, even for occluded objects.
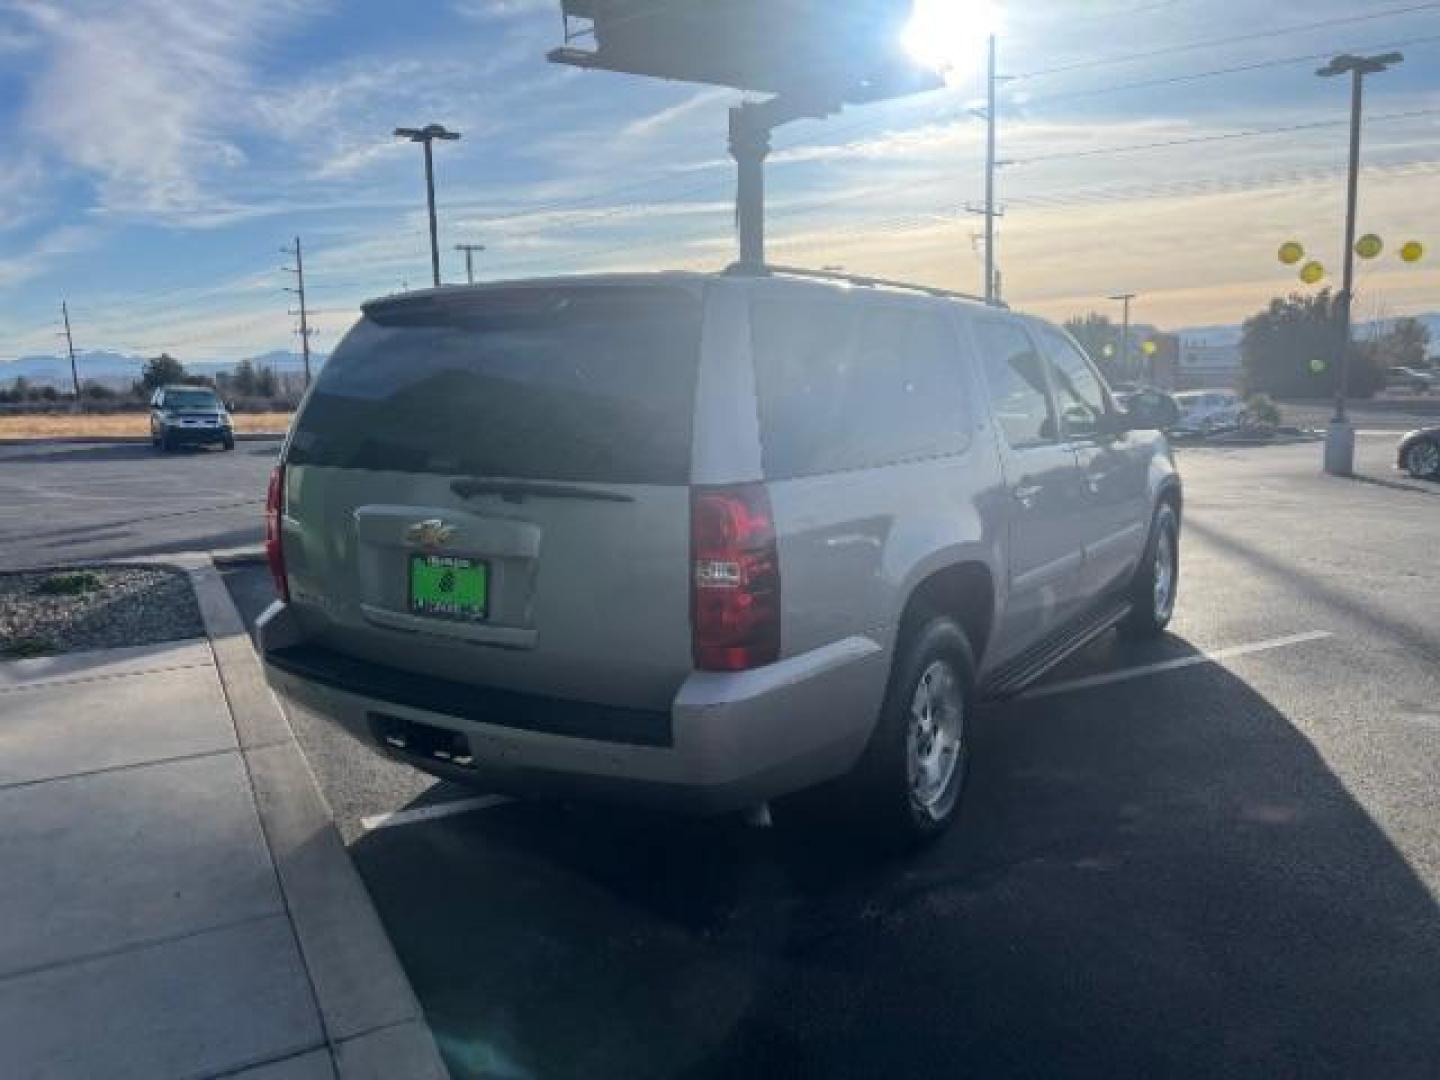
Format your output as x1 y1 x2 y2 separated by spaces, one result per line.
842 617 976 846
1404 438 1440 479
221 434 235 451
1119 501 1179 638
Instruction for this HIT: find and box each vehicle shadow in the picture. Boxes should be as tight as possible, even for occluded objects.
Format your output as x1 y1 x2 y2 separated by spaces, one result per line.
350 651 1440 1080
0 440 280 466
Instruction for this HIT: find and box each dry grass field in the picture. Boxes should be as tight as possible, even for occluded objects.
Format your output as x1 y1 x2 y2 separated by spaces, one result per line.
0 412 293 439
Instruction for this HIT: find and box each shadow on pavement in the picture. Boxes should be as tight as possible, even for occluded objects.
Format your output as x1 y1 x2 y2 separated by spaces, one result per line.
350 651 1440 1080
0 440 280 466
1345 472 1440 497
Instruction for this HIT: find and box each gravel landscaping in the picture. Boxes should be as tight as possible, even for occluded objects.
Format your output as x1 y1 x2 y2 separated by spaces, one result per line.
0 566 203 658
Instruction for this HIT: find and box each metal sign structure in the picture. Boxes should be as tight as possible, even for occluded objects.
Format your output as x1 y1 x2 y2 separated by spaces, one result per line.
549 0 941 270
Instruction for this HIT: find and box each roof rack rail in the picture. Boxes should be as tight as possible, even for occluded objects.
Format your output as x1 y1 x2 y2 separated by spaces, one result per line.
760 264 999 307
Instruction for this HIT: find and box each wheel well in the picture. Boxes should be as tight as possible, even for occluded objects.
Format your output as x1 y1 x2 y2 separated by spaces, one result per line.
898 562 994 662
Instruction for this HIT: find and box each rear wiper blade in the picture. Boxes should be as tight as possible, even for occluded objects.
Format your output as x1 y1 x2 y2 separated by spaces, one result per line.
449 477 634 504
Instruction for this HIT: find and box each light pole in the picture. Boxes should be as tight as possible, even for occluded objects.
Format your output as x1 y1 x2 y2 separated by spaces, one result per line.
1109 293 1136 381
395 124 461 288
454 243 485 285
1316 51 1402 476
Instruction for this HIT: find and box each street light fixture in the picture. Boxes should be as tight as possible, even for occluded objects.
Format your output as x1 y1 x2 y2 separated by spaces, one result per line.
395 124 461 289
454 243 485 286
1315 51 1402 476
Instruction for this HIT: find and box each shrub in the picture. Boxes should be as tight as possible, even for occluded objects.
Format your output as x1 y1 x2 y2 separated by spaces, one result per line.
35 571 104 596
1244 393 1281 427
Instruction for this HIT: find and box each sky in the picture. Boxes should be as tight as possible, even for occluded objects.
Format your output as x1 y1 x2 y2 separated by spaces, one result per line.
2 0 1439 364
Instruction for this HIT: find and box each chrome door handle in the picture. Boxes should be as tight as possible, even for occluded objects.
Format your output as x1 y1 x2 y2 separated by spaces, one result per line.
1014 483 1042 507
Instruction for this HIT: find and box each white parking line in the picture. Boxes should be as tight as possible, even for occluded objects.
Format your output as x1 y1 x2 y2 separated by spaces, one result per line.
1023 630 1334 700
361 794 511 832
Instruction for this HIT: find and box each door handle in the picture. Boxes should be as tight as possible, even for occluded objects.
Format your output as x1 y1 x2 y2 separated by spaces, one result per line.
1014 483 1042 508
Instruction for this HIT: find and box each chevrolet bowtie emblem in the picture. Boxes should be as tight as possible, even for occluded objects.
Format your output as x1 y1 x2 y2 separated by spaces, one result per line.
404 518 456 548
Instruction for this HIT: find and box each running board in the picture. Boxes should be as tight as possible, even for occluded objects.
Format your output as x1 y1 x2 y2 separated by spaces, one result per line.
980 601 1132 700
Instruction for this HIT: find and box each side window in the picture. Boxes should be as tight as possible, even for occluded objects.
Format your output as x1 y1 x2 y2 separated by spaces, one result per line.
752 300 970 478
1038 327 1107 439
973 319 1056 449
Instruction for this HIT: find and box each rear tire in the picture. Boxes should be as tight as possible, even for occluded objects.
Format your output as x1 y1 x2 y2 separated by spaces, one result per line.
828 617 976 848
1119 501 1179 638
1403 438 1440 479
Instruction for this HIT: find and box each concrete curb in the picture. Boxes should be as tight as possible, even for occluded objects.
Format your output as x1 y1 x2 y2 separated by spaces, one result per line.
182 557 447 1080
0 432 284 446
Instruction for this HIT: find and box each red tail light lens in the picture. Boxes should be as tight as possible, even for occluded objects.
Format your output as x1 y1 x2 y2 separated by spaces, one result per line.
691 484 780 671
265 465 289 601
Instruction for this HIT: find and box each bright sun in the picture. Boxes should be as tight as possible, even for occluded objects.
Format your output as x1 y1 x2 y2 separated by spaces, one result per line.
902 0 1000 81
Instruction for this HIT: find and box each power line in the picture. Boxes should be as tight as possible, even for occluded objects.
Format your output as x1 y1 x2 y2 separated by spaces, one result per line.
1016 32 1440 110
1011 106 1440 166
1012 2 1440 79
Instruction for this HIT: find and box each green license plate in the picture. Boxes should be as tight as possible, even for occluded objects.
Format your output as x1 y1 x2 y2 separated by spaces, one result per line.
409 555 488 621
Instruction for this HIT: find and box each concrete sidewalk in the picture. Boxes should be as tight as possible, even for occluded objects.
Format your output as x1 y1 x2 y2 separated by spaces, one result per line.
0 569 446 1078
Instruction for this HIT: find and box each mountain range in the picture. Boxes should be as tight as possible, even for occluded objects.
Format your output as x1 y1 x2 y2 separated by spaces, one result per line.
0 349 324 390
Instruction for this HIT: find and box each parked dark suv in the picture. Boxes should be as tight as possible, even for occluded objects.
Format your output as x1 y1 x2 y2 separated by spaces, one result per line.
149 385 235 451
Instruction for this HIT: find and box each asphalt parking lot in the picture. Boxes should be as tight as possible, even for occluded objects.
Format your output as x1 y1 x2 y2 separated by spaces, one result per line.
0 438 280 568
218 434 1440 1080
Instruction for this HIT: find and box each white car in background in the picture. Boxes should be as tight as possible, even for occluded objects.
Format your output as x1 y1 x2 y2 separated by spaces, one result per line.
1172 389 1244 435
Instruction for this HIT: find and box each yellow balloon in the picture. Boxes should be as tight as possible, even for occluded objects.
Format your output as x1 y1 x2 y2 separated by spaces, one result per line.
1300 260 1325 285
1355 234 1383 259
1278 241 1304 265
1401 240 1425 263
1141 339 1158 356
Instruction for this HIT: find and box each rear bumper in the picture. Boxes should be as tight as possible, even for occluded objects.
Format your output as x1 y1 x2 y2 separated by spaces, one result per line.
257 601 887 814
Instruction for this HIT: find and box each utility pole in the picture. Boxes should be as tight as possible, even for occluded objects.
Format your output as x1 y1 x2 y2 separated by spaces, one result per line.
281 237 315 387
59 301 80 404
967 36 1011 304
984 34 998 305
1109 293 1136 380
454 243 485 285
395 124 461 288
1316 51 1403 476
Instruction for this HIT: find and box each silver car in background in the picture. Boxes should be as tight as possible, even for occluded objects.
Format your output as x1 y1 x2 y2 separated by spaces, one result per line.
258 270 1181 844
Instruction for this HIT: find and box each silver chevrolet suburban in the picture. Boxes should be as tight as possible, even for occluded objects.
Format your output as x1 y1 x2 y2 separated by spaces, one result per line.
258 270 1181 843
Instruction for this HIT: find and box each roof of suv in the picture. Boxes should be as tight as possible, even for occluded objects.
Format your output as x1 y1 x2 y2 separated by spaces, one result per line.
361 268 995 321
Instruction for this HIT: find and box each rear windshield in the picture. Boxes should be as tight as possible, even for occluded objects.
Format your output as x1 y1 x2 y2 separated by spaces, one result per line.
287 286 702 483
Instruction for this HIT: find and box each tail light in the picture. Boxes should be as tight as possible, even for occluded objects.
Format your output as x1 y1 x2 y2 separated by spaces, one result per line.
265 465 289 602
691 484 780 671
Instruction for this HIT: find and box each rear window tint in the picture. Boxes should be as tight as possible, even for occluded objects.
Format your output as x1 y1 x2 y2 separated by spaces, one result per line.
751 298 970 479
287 286 702 483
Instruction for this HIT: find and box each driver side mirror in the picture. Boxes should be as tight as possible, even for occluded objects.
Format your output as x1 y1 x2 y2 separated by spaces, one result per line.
1118 390 1180 431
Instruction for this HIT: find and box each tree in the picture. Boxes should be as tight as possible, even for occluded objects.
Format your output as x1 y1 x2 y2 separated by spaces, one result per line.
1368 316 1430 370
254 364 278 397
141 353 186 391
82 380 116 400
1240 290 1381 399
231 358 258 396
13 376 31 401
1064 313 1122 379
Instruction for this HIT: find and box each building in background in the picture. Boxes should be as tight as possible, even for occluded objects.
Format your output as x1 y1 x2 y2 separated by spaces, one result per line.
1177 341 1243 389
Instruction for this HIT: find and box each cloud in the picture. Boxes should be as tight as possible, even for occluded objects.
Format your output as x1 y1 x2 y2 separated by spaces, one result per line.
16 0 322 219
0 222 101 289
620 87 736 140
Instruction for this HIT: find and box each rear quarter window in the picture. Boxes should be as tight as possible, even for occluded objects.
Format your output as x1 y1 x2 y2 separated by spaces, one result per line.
287 286 703 484
751 297 971 479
